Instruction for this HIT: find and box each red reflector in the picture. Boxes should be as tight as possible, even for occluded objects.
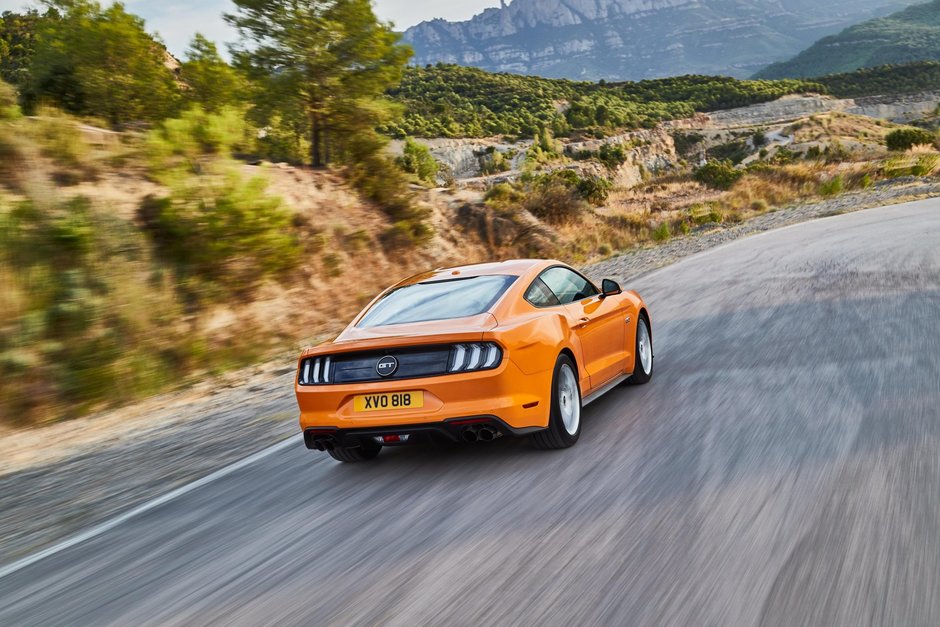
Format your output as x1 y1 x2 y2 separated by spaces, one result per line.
383 435 402 443
523 401 540 409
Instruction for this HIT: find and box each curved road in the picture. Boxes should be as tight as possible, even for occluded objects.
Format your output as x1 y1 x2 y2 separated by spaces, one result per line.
2 200 939 626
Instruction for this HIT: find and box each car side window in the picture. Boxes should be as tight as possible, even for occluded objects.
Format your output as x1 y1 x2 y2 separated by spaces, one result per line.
524 278 561 308
539 267 599 305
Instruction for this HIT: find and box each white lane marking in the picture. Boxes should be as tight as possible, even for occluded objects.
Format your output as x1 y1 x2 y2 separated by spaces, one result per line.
0 436 299 581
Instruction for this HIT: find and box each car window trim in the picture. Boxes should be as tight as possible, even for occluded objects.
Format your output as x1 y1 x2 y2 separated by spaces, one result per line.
524 265 600 308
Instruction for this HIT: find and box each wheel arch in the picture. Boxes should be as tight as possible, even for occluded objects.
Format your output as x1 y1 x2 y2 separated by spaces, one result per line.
557 346 584 393
638 306 651 343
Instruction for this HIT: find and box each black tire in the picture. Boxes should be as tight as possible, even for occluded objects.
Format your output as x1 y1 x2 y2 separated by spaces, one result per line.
529 354 582 450
629 314 653 385
328 439 382 463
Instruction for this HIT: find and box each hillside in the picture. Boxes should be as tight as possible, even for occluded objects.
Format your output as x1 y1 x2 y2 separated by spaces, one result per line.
756 0 940 78
815 61 940 97
402 0 916 81
382 63 940 141
385 65 824 138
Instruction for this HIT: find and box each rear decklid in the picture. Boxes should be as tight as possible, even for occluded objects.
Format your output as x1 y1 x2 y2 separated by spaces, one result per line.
304 313 499 358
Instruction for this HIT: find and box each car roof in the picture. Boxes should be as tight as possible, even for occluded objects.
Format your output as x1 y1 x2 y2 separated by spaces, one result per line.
394 259 558 288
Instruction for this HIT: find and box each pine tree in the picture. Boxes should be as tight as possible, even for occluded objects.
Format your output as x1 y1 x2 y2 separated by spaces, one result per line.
180 34 245 113
226 0 412 167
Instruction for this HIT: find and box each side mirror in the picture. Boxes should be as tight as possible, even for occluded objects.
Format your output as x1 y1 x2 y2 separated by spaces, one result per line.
601 278 622 298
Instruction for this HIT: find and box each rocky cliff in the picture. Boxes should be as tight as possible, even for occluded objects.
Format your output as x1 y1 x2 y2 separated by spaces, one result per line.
403 0 917 80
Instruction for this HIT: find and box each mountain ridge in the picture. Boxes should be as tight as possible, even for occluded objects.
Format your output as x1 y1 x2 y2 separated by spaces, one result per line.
403 0 918 81
755 0 940 78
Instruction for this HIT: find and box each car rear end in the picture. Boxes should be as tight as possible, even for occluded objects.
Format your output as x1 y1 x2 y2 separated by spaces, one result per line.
295 333 551 451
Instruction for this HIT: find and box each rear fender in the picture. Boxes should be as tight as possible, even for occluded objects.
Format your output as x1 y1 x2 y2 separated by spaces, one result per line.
489 313 581 377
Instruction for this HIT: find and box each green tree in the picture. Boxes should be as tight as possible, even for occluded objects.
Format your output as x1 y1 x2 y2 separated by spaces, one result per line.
226 0 412 167
180 34 244 113
30 1 181 125
0 9 52 90
397 137 438 184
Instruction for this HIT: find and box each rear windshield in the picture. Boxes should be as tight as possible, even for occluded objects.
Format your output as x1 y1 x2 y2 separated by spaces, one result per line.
357 275 517 327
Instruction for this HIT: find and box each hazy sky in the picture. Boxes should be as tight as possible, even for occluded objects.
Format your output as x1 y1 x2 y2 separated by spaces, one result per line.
0 0 499 58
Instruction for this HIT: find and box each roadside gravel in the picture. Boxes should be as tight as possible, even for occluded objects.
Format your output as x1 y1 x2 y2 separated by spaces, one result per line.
2 177 938 566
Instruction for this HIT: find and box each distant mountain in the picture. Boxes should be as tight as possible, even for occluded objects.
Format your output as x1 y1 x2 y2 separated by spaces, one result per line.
756 0 940 78
402 0 918 81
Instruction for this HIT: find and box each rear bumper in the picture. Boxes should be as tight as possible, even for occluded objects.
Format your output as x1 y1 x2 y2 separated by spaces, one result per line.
304 416 544 450
295 358 552 432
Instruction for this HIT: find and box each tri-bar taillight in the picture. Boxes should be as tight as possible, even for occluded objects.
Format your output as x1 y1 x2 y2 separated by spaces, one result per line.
301 356 332 384
449 342 502 373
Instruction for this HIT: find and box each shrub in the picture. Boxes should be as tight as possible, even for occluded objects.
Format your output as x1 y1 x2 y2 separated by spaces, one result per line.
348 131 432 245
31 109 92 176
689 203 723 224
885 128 935 152
524 180 584 224
397 137 439 185
526 126 562 164
138 171 300 296
694 160 744 190
484 182 526 210
148 107 249 175
381 219 433 249
577 175 612 206
0 195 209 424
598 143 628 169
0 81 21 120
480 147 513 175
769 147 799 165
651 222 671 242
818 175 843 197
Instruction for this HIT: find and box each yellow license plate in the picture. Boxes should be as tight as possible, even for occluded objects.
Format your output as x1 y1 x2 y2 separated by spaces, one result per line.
353 391 424 412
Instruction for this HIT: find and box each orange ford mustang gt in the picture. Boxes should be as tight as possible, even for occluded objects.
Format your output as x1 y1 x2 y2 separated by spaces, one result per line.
295 259 653 462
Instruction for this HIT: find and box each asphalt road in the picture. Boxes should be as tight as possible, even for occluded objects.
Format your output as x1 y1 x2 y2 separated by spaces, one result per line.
2 200 939 626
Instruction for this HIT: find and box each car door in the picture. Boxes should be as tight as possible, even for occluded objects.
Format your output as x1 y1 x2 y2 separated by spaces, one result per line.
539 267 627 390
